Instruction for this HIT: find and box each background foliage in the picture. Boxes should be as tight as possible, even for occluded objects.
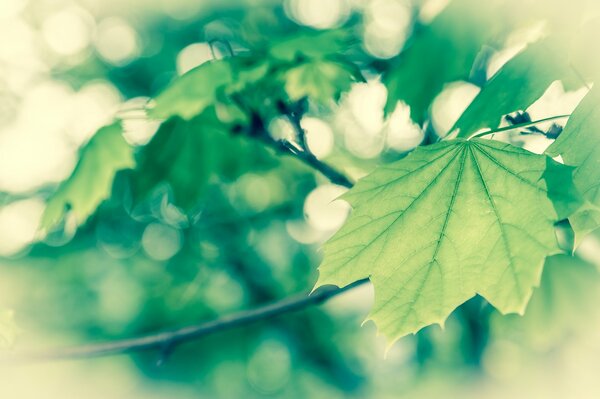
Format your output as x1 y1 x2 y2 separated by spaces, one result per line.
1 0 600 398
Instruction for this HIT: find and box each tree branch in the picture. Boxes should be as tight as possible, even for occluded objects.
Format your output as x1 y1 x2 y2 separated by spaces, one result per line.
231 92 354 188
4 279 369 363
3 98 358 363
247 109 354 189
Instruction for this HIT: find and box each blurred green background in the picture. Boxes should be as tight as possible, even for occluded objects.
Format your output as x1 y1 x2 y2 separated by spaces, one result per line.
1 0 600 397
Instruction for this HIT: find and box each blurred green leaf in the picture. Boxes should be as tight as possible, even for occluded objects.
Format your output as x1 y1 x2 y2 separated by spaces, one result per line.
383 0 503 122
149 60 234 120
453 40 576 138
268 30 353 62
41 123 134 232
282 58 360 104
493 254 600 348
316 138 580 344
547 87 600 245
132 111 277 209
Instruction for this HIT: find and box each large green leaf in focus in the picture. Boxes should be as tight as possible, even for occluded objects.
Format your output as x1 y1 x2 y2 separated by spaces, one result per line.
41 123 134 232
383 0 505 122
453 40 575 138
132 112 277 209
316 138 581 344
547 87 600 245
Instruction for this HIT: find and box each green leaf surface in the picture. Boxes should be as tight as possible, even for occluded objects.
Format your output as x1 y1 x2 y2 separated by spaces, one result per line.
316 138 581 344
149 60 234 120
41 123 134 232
132 112 277 209
282 58 359 104
268 30 352 62
453 40 575 138
547 87 600 244
383 0 504 122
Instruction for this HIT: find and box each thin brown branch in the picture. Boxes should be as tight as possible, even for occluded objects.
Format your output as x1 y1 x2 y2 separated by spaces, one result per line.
248 110 354 189
1 97 359 364
231 93 354 188
3 279 369 363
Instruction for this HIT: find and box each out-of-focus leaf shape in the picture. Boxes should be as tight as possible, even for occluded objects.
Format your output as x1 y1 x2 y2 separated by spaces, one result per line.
41 123 134 232
268 30 353 62
493 254 600 348
383 0 507 122
150 30 361 119
283 58 361 104
453 40 575 138
316 138 581 345
132 111 277 209
149 60 234 120
225 57 271 94
547 87 600 245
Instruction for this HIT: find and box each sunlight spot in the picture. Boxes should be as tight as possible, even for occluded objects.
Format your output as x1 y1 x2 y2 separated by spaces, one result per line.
66 81 122 145
202 270 246 312
247 337 292 395
121 97 160 145
0 0 26 19
268 117 295 142
0 198 45 256
95 18 140 66
142 223 182 261
487 22 546 77
386 102 424 152
285 220 326 244
346 81 386 135
304 184 349 231
419 0 451 22
336 81 387 158
302 117 334 158
285 0 350 29
363 0 411 58
431 81 480 136
42 7 93 56
176 43 216 75
527 81 588 125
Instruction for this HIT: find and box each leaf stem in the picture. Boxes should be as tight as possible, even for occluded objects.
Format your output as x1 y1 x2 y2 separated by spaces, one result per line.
469 114 571 139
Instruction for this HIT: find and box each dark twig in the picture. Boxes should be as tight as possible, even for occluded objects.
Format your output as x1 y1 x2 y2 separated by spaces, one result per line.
2 93 358 364
237 96 354 188
2 279 369 363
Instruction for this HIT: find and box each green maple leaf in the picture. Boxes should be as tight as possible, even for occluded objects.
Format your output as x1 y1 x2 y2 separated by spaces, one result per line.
282 58 361 104
41 122 134 232
316 138 580 344
266 30 363 104
547 87 600 245
453 40 576 138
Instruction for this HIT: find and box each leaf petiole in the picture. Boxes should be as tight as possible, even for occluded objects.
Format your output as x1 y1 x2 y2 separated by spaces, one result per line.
468 114 571 139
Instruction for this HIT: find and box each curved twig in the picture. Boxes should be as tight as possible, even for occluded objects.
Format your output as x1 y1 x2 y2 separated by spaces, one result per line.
3 279 369 363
